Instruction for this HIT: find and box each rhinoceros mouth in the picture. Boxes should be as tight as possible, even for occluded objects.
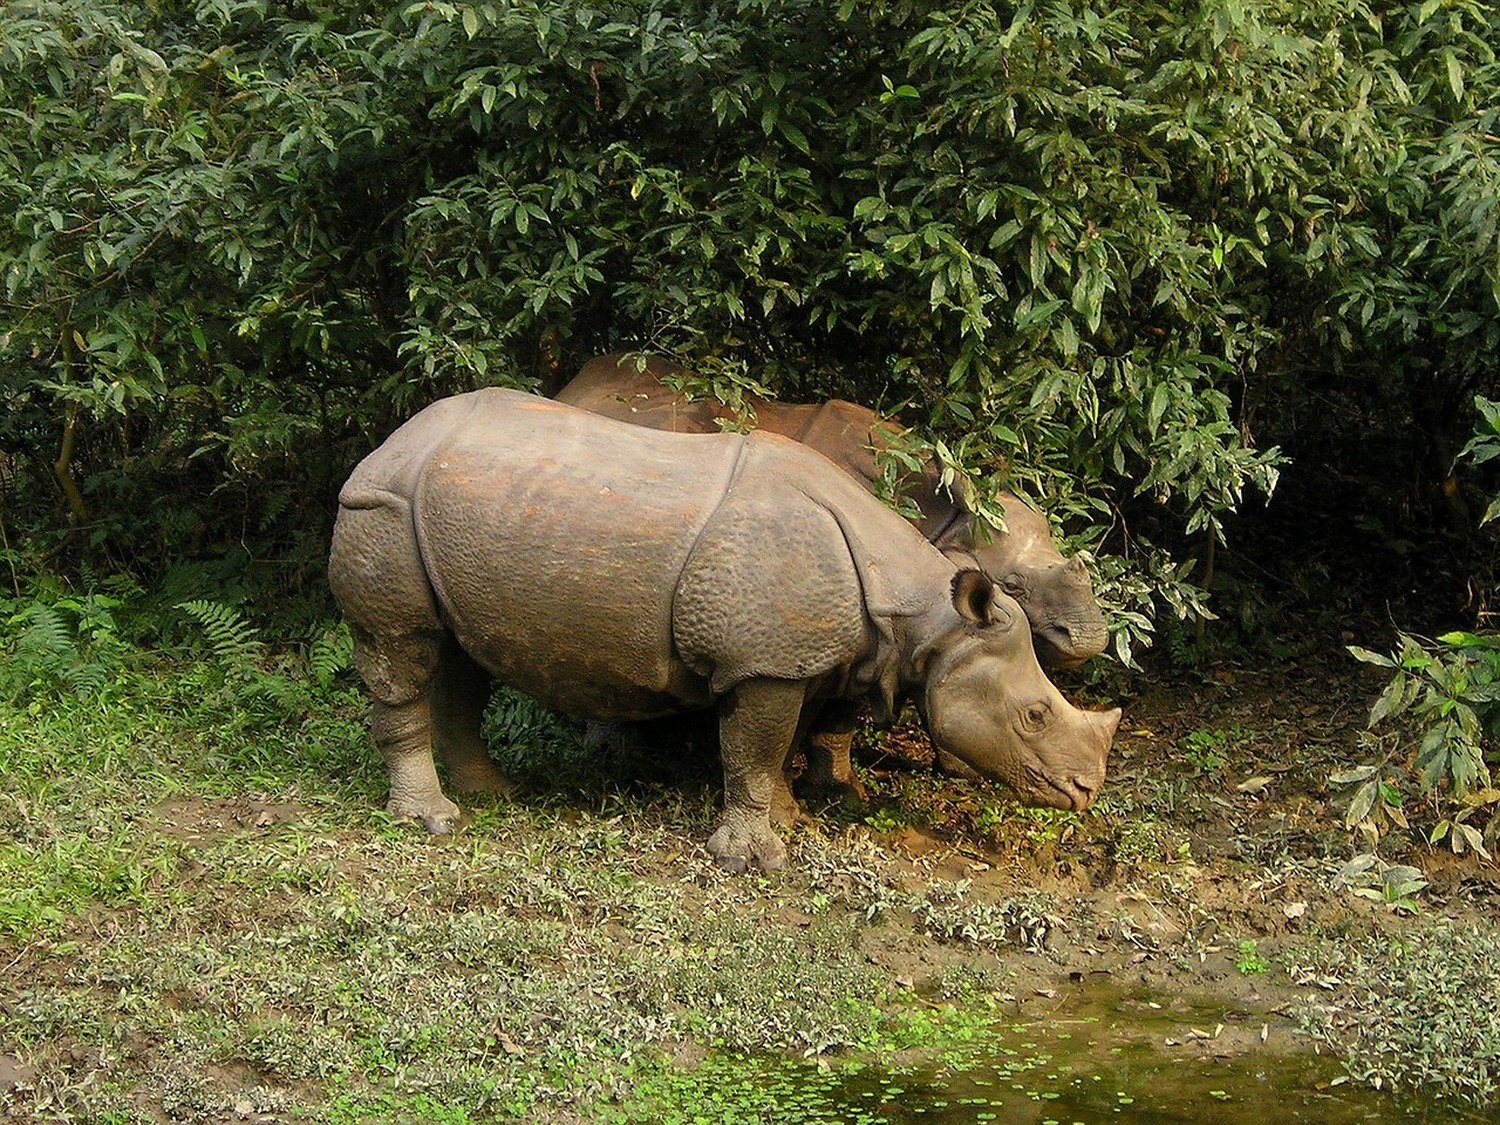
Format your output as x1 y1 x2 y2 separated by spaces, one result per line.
1026 764 1099 811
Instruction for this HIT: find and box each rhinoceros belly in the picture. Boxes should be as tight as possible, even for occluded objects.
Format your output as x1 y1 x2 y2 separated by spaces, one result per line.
410 390 741 720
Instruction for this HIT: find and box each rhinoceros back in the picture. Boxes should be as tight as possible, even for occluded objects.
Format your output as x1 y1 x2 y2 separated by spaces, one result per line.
555 353 721 433
409 389 743 718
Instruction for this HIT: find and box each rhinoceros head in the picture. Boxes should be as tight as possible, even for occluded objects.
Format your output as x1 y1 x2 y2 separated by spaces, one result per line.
964 503 1109 671
994 554 1109 670
920 571 1118 810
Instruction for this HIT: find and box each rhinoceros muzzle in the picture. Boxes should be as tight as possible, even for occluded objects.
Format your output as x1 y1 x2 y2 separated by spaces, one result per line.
1026 760 1102 811
1035 615 1111 671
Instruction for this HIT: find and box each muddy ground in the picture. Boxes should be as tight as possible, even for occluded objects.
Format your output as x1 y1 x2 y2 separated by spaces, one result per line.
821 648 1499 1034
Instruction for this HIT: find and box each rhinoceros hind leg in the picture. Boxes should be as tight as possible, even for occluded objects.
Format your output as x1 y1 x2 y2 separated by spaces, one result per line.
797 730 868 805
795 700 868 806
769 771 812 829
374 696 465 834
431 641 515 796
709 678 806 872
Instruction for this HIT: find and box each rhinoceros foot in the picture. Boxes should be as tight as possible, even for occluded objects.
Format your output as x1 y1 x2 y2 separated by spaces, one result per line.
445 758 517 797
707 816 787 873
388 794 466 835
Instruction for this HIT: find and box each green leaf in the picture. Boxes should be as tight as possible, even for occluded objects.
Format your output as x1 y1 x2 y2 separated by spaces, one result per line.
1347 645 1396 668
1368 675 1409 726
1437 631 1490 648
1444 51 1464 102
1148 382 1170 434
1014 298 1064 331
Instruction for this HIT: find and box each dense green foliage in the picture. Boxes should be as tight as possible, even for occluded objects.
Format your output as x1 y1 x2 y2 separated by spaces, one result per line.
1 0 1495 638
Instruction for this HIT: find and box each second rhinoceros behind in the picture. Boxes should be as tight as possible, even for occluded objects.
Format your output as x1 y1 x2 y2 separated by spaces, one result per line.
328 389 1119 871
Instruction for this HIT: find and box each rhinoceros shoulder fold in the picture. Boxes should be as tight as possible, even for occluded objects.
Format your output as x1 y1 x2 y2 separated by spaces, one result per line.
673 434 947 700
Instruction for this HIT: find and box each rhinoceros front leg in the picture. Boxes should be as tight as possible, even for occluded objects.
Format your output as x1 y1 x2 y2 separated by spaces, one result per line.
709 678 806 872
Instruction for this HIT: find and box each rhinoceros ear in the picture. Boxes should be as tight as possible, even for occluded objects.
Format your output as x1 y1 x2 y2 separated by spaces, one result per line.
951 569 1013 628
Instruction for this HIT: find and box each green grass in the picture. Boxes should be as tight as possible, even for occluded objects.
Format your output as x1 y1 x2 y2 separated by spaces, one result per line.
0 661 1051 1123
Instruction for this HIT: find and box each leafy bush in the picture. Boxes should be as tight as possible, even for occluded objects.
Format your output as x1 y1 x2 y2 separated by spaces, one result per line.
1345 396 1500 850
1458 396 1500 526
1350 633 1500 795
1 0 1495 637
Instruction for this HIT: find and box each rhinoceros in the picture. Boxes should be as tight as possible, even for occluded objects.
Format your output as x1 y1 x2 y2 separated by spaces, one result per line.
555 353 1110 801
555 354 1109 669
328 389 1120 871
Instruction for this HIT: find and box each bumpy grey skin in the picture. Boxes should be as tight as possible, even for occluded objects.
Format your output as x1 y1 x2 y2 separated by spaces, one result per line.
329 390 1120 872
556 354 1109 670
555 353 1111 806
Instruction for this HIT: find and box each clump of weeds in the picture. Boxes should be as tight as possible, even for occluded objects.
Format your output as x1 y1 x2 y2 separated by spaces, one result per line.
1294 920 1500 1108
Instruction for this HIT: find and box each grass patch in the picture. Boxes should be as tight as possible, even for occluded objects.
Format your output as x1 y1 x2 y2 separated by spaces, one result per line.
0 661 1052 1123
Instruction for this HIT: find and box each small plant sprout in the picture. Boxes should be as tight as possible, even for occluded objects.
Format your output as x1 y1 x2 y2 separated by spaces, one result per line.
1235 940 1270 975
1429 793 1498 861
1334 855 1429 915
1328 758 1409 845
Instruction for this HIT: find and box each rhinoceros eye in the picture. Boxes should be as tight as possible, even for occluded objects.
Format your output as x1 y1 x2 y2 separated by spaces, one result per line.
1020 703 1051 732
1000 572 1027 598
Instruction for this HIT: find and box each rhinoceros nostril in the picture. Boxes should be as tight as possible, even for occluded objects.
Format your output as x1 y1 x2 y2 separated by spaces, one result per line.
1068 775 1099 809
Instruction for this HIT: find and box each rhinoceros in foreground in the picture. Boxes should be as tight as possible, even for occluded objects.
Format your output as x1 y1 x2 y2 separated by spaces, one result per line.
556 353 1110 798
328 389 1119 871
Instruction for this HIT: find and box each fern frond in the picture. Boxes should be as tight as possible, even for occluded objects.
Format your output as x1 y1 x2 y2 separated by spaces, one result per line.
309 622 354 692
2 601 94 701
176 600 263 667
241 670 312 714
63 661 110 696
16 603 75 661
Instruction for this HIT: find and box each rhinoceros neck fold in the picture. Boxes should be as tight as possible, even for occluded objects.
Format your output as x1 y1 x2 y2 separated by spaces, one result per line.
769 440 963 720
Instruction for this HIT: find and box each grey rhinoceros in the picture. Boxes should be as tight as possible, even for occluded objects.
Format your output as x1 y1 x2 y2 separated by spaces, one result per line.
556 354 1108 668
328 389 1120 871
555 353 1110 799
